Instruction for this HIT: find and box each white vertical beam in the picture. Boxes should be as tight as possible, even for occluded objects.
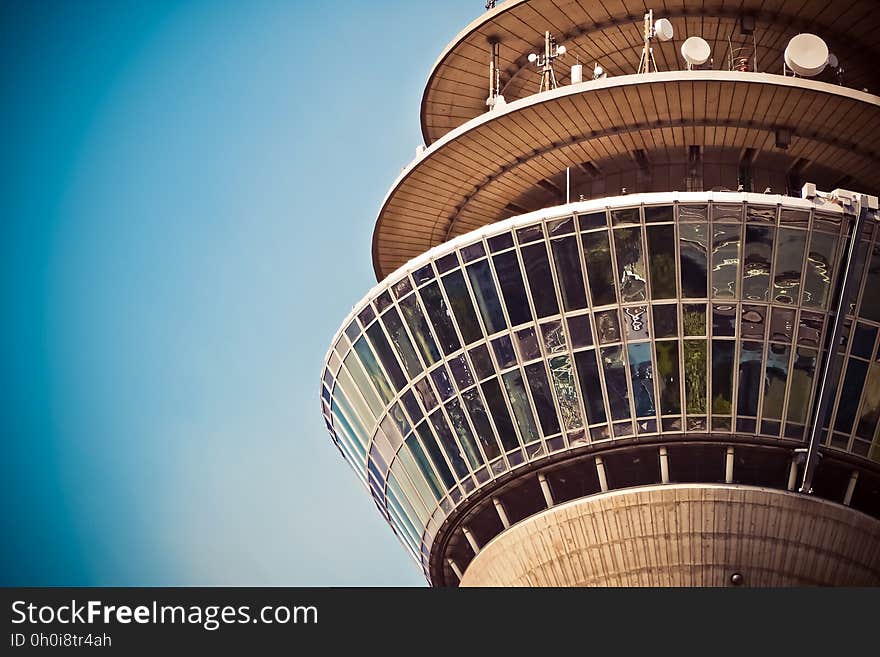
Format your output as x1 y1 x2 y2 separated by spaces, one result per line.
595 456 608 492
844 470 859 506
725 446 734 484
447 558 464 581
538 473 555 507
462 526 480 554
493 496 510 529
659 447 670 484
787 458 799 491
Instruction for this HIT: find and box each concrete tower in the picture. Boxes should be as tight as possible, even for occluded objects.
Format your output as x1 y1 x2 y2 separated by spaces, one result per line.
320 1 880 586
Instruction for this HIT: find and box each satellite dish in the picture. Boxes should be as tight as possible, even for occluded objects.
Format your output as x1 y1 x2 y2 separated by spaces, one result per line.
557 45 567 56
654 18 674 42
784 33 829 77
681 36 711 67
528 52 538 63
827 53 839 69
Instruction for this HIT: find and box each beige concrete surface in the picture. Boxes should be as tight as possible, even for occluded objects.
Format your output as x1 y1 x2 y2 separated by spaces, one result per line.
460 484 880 586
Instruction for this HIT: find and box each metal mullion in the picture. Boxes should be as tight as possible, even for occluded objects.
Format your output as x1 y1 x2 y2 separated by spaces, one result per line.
673 204 690 428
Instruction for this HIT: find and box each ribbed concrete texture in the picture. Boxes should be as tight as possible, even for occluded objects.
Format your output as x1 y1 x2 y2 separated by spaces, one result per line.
460 485 880 587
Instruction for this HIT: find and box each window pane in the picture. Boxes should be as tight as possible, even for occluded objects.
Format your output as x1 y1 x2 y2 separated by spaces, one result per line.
655 341 681 415
653 304 678 338
787 347 817 424
551 236 588 310
461 388 501 460
381 307 423 377
468 344 494 380
404 435 444 501
343 351 384 418
549 355 584 430
574 349 607 424
418 281 461 355
521 242 559 318
493 250 532 325
802 231 837 308
679 223 708 298
491 334 517 369
353 336 394 404
627 343 655 417
442 270 483 344
525 362 561 436
646 225 676 299
860 245 880 322
595 309 621 343
466 260 507 334
449 354 474 391
399 294 441 366
601 346 631 420
835 359 869 433
445 398 484 469
480 378 519 450
711 341 735 414
540 320 566 354
773 228 807 304
428 410 469 479
582 231 616 306
502 370 541 444
514 326 541 361
737 341 763 416
711 223 740 299
743 224 773 301
856 363 880 440
415 421 456 488
567 314 593 348
683 304 706 336
430 365 454 401
614 227 647 302
684 340 707 414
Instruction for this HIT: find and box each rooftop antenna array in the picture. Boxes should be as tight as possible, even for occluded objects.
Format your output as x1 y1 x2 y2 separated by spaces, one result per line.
637 10 674 74
528 31 566 92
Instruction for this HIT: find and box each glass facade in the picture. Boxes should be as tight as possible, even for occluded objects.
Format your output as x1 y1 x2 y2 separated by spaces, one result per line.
320 194 880 579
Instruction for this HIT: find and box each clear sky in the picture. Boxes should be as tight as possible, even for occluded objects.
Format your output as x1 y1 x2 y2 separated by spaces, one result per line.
1 0 482 586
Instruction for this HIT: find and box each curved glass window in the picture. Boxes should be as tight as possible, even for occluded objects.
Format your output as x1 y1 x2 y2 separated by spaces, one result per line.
711 224 740 299
627 343 655 417
502 370 541 444
581 231 616 306
773 228 807 304
521 242 559 318
461 388 501 460
419 282 461 355
574 349 606 424
679 223 708 298
655 341 681 415
743 225 773 301
398 294 441 367
466 260 506 334
441 270 482 344
493 250 532 326
614 227 647 302
551 236 588 311
646 225 677 299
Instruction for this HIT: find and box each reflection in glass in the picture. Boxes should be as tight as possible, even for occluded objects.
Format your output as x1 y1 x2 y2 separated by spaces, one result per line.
541 320 566 354
521 242 559 318
335 366 375 428
441 270 482 344
623 306 649 340
502 370 541 444
403 435 444 501
655 341 681 415
627 343 655 417
551 237 588 311
711 341 735 414
712 305 736 337
399 294 441 367
549 355 584 430
611 207 640 225
835 359 869 433
430 365 454 401
647 225 677 299
802 231 837 308
525 362 562 436
343 351 384 418
683 304 706 336
381 307 423 377
582 231 617 306
737 341 763 416
860 245 880 322
493 251 532 326
428 410 469 479
579 211 607 230
743 225 773 300
645 205 674 223
852 323 878 359
601 346 631 420
711 224 740 299
468 344 494 380
445 399 483 469
747 205 776 223
574 349 607 424
515 327 541 361
491 334 517 369
414 420 455 487
595 309 621 343
679 223 708 297
856 363 880 441
614 227 647 302
461 388 500 459
763 344 790 420
684 342 707 414
449 354 474 390
466 260 507 334
480 379 518 451
353 336 394 404
366 323 408 392
787 347 817 424
653 305 677 338
400 389 422 424
741 305 766 340
414 377 437 411
770 307 796 343
773 228 807 304
567 315 593 348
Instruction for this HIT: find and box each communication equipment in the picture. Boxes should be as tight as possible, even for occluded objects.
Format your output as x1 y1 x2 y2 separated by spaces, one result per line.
784 33 829 77
654 18 674 42
570 63 583 84
681 36 711 69
527 31 567 92
593 63 607 80
637 10 675 73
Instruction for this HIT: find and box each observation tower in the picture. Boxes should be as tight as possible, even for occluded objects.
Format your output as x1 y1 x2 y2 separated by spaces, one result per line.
320 0 880 586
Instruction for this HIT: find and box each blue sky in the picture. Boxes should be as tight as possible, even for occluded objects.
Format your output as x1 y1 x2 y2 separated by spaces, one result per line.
1 0 480 586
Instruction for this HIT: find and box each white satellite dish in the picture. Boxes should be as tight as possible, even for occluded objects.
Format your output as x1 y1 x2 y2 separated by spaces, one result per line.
784 33 829 77
528 52 538 63
827 52 839 69
681 36 711 67
654 18 674 42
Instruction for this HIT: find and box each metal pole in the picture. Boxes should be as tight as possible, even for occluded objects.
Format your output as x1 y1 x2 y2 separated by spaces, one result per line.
800 199 869 493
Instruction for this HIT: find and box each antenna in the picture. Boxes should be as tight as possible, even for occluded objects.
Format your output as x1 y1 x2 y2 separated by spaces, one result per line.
528 31 566 92
681 36 711 70
637 11 674 74
783 33 829 77
486 41 506 110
